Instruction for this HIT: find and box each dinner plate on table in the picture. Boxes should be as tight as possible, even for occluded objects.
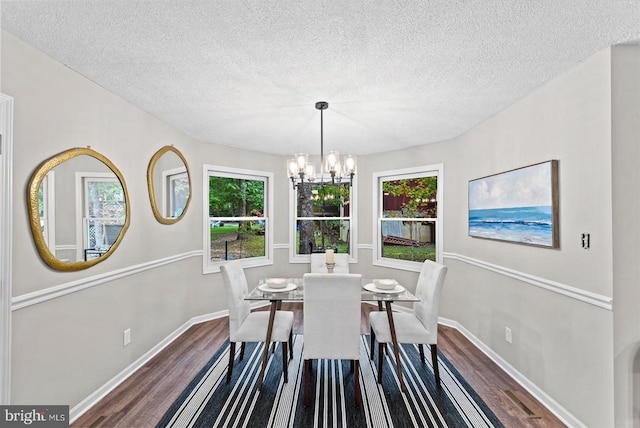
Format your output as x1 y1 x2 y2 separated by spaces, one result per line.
258 283 297 293
363 283 405 294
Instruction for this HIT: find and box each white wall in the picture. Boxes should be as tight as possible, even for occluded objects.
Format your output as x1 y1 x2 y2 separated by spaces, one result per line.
611 44 640 428
363 48 618 427
448 48 616 426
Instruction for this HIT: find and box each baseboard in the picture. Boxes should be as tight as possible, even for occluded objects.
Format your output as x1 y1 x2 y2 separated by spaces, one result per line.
69 308 228 423
438 317 585 428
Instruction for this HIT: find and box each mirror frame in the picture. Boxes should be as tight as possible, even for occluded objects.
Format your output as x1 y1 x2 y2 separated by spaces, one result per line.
27 147 131 271
146 145 192 225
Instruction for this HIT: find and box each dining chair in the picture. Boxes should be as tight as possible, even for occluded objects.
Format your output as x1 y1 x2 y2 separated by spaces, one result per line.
220 260 294 383
309 253 350 273
303 273 362 407
369 260 448 385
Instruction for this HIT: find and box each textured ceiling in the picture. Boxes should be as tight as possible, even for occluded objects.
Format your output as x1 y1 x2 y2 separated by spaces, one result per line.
2 1 639 156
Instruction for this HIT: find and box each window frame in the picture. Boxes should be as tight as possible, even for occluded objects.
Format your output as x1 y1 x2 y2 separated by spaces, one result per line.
203 165 273 274
75 172 125 261
163 167 189 219
372 164 443 272
289 175 357 264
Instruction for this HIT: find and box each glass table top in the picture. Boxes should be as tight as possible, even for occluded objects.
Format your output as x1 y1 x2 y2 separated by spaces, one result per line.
245 277 419 302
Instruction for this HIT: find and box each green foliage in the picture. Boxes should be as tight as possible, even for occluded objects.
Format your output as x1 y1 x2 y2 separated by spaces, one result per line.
209 177 264 217
310 183 349 211
210 225 238 238
295 220 349 254
382 244 436 262
95 181 125 203
210 223 265 259
88 181 126 218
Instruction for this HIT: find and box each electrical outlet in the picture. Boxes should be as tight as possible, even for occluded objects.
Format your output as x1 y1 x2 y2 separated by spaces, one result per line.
123 328 131 346
505 327 512 344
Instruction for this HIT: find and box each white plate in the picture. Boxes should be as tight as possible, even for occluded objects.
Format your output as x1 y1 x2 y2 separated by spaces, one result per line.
373 279 398 290
265 278 288 287
258 283 297 293
363 283 405 294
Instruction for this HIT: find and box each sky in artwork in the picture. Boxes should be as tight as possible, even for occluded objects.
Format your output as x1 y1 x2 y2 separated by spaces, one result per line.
468 162 553 210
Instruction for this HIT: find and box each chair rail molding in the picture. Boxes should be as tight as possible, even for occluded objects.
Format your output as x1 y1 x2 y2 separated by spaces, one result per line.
443 252 612 310
12 250 202 311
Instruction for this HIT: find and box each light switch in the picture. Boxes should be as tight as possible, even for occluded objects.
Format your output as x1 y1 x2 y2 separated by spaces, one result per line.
581 233 590 249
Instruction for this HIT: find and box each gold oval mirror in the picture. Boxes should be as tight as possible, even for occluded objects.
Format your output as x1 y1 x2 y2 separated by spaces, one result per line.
27 147 130 271
147 145 191 224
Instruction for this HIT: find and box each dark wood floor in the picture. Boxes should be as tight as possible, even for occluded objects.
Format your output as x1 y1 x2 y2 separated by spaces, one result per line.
73 303 566 427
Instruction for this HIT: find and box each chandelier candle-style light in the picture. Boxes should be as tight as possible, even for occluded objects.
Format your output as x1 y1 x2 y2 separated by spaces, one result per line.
287 101 356 189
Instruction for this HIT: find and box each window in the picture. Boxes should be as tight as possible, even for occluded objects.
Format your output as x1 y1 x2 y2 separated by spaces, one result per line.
204 166 272 272
290 179 356 262
167 170 189 218
373 165 443 270
81 176 126 260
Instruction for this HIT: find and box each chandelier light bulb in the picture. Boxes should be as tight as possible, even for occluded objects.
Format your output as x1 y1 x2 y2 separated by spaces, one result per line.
334 161 343 180
295 153 308 172
305 163 316 181
344 155 356 173
287 159 298 178
326 151 339 171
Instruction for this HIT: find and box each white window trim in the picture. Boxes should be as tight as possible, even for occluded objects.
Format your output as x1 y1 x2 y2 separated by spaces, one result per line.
203 165 274 274
372 164 443 272
162 166 188 218
75 172 121 262
289 175 358 264
0 93 14 404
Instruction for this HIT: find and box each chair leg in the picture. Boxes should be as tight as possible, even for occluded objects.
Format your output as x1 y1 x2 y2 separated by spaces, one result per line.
431 344 440 385
289 331 293 360
419 343 424 364
240 342 246 361
282 342 288 383
350 360 354 372
227 342 236 383
377 343 384 383
370 330 376 360
304 359 311 407
354 359 361 408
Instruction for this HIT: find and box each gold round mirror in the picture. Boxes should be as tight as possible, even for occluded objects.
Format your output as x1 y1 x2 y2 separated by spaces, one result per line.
27 147 130 271
147 145 191 224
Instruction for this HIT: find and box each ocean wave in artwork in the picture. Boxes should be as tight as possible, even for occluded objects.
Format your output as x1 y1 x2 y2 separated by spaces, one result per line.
468 206 553 246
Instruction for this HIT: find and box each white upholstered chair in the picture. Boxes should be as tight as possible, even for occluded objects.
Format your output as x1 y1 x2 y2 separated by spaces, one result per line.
309 253 350 273
220 260 294 383
369 260 448 385
303 273 362 407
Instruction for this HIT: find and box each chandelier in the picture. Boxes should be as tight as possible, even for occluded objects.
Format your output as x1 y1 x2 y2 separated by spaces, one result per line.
287 101 356 189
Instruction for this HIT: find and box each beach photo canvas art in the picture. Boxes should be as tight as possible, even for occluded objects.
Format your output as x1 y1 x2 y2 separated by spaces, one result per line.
468 160 559 248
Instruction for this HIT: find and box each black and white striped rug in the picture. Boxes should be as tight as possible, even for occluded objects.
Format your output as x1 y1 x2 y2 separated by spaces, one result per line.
157 335 503 427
